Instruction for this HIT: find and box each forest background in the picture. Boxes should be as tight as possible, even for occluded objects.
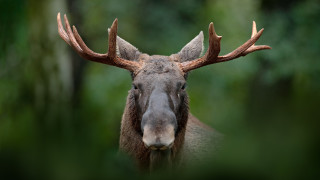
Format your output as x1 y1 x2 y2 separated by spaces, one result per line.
1 0 319 179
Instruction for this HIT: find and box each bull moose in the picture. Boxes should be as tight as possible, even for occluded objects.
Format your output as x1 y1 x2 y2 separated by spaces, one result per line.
57 13 270 170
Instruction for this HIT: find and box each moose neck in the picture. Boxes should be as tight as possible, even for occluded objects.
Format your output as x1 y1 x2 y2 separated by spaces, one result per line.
119 89 189 169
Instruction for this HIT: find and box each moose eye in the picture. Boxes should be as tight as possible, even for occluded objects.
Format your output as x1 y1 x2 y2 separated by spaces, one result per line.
181 83 187 90
132 84 138 90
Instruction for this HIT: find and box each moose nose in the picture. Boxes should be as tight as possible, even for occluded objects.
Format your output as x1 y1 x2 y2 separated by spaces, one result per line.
142 125 175 151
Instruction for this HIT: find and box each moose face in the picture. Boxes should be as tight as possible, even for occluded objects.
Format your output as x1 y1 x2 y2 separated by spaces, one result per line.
132 55 187 150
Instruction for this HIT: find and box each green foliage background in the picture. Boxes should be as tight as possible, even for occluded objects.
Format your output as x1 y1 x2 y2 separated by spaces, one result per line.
1 0 319 179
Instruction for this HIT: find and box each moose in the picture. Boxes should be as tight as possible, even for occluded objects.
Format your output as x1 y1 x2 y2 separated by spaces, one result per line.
57 13 270 170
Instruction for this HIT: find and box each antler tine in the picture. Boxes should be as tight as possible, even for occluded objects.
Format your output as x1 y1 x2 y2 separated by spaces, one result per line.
207 23 222 62
63 14 84 53
108 19 118 59
251 21 257 39
57 13 71 46
57 13 141 72
240 21 272 56
181 22 222 72
180 21 271 72
105 18 141 71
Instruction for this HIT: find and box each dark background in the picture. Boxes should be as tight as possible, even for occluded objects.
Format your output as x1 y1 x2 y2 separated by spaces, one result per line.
1 0 319 179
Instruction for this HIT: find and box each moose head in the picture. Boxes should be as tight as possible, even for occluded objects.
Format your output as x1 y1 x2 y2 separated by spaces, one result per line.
57 13 270 169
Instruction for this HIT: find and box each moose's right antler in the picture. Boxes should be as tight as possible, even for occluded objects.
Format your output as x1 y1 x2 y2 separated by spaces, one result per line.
57 13 141 72
180 21 271 72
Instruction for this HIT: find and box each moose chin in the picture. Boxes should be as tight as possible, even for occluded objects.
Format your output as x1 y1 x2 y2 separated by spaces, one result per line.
57 12 271 171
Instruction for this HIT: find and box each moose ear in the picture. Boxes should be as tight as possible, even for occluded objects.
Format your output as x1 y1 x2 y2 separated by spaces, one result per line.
178 31 204 62
108 29 141 60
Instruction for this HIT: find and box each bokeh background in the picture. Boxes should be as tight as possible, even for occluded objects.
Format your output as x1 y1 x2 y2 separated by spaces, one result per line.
1 0 319 179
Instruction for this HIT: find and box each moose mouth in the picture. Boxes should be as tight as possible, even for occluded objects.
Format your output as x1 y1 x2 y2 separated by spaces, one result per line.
144 142 174 151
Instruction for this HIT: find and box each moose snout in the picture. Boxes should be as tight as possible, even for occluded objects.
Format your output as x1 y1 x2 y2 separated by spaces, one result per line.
142 125 175 151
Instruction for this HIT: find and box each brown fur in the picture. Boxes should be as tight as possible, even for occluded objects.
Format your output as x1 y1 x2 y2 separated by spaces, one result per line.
119 88 190 169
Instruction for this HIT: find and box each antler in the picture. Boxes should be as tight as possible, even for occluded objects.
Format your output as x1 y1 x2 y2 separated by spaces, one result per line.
180 21 271 72
57 13 141 72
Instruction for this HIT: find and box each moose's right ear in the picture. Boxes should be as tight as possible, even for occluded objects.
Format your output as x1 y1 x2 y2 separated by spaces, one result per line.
178 31 204 62
108 29 141 61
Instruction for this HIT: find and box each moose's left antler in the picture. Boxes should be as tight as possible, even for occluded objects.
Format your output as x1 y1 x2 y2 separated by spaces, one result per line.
180 21 271 72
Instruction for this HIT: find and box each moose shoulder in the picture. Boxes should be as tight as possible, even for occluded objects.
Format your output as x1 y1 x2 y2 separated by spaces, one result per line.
57 13 271 170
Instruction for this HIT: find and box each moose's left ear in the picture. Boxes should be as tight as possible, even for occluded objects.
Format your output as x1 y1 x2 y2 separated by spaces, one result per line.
178 31 204 62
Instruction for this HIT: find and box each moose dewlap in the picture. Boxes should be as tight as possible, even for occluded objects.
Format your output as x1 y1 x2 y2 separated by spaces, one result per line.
57 13 271 170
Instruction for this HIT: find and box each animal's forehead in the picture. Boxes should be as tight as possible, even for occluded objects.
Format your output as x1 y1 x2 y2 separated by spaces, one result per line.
138 55 182 76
